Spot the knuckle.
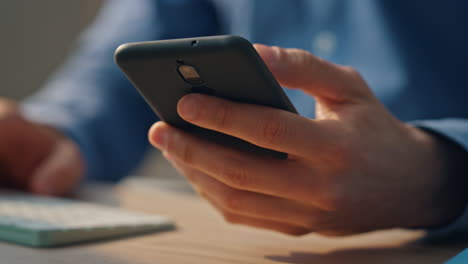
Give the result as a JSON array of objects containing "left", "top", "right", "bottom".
[
  {"left": 258, "top": 115, "right": 288, "bottom": 146},
  {"left": 339, "top": 66, "right": 374, "bottom": 101},
  {"left": 218, "top": 162, "right": 251, "bottom": 189},
  {"left": 301, "top": 50, "right": 322, "bottom": 69},
  {"left": 212, "top": 102, "right": 232, "bottom": 130},
  {"left": 283, "top": 47, "right": 319, "bottom": 70},
  {"left": 169, "top": 133, "right": 194, "bottom": 165},
  {"left": 219, "top": 190, "right": 243, "bottom": 212},
  {"left": 341, "top": 66, "right": 366, "bottom": 84},
  {"left": 273, "top": 46, "right": 287, "bottom": 62},
  {"left": 222, "top": 211, "right": 240, "bottom": 224},
  {"left": 180, "top": 144, "right": 194, "bottom": 164}
]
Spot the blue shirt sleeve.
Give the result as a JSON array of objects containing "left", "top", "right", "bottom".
[{"left": 20, "top": 0, "right": 221, "bottom": 181}]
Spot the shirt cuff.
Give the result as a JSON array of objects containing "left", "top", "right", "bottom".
[{"left": 410, "top": 118, "right": 468, "bottom": 239}]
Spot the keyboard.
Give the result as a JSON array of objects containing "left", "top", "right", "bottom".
[{"left": 0, "top": 190, "right": 174, "bottom": 247}]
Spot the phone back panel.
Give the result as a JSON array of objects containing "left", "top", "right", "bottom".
[{"left": 115, "top": 35, "right": 297, "bottom": 158}]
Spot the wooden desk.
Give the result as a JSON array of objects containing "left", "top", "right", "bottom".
[{"left": 0, "top": 179, "right": 466, "bottom": 264}]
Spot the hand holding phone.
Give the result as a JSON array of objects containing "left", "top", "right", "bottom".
[
  {"left": 145, "top": 43, "right": 458, "bottom": 237},
  {"left": 115, "top": 35, "right": 297, "bottom": 158}
]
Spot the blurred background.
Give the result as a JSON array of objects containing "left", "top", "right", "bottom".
[
  {"left": 0, "top": 1, "right": 182, "bottom": 184},
  {"left": 0, "top": 1, "right": 101, "bottom": 99}
]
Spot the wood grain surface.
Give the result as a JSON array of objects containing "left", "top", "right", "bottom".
[{"left": 0, "top": 179, "right": 466, "bottom": 264}]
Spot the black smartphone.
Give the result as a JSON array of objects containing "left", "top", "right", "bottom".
[{"left": 114, "top": 35, "right": 297, "bottom": 158}]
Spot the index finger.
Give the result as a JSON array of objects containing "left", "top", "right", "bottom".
[{"left": 177, "top": 93, "right": 335, "bottom": 157}]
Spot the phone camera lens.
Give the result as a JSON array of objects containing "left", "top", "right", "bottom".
[
  {"left": 191, "top": 40, "right": 198, "bottom": 47},
  {"left": 177, "top": 64, "right": 203, "bottom": 84}
]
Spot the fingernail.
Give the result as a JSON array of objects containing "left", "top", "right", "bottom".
[
  {"left": 178, "top": 95, "right": 199, "bottom": 121},
  {"left": 151, "top": 123, "right": 168, "bottom": 150}
]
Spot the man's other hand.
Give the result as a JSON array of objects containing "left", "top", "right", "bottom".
[
  {"left": 0, "top": 99, "right": 84, "bottom": 196},
  {"left": 149, "top": 45, "right": 467, "bottom": 236}
]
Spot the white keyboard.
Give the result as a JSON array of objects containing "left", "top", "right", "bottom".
[{"left": 0, "top": 190, "right": 174, "bottom": 247}]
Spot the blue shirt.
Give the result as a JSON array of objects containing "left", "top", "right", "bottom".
[{"left": 21, "top": 0, "right": 468, "bottom": 236}]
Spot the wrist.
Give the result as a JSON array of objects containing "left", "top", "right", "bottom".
[{"left": 407, "top": 125, "right": 468, "bottom": 229}]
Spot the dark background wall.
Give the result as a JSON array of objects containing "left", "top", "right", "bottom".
[{"left": 0, "top": 1, "right": 102, "bottom": 99}]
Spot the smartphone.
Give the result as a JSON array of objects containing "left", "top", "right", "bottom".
[{"left": 114, "top": 35, "right": 297, "bottom": 158}]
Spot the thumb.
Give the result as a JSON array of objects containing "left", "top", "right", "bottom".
[
  {"left": 30, "top": 139, "right": 85, "bottom": 196},
  {"left": 254, "top": 44, "right": 373, "bottom": 104}
]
